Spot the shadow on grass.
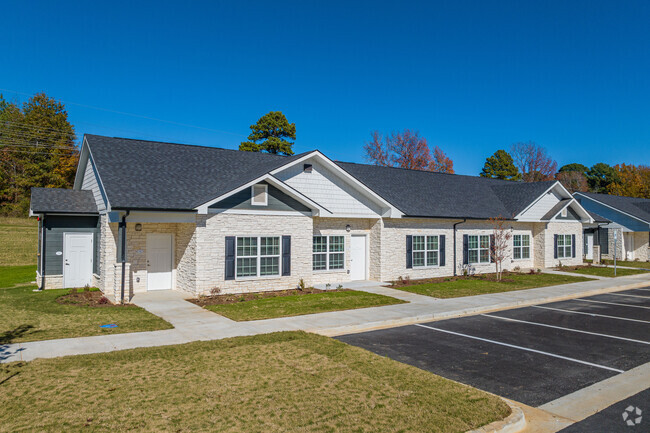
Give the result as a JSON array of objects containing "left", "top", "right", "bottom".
[{"left": 0, "top": 324, "right": 33, "bottom": 362}]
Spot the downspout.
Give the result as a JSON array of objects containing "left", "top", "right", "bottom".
[
  {"left": 120, "top": 210, "right": 130, "bottom": 303},
  {"left": 453, "top": 219, "right": 466, "bottom": 276},
  {"left": 39, "top": 214, "right": 46, "bottom": 291}
]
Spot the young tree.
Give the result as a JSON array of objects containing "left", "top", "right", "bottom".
[
  {"left": 558, "top": 163, "right": 589, "bottom": 175},
  {"left": 239, "top": 111, "right": 296, "bottom": 155},
  {"left": 480, "top": 149, "right": 521, "bottom": 180},
  {"left": 586, "top": 162, "right": 620, "bottom": 193},
  {"left": 510, "top": 141, "right": 558, "bottom": 182},
  {"left": 489, "top": 216, "right": 512, "bottom": 281},
  {"left": 364, "top": 130, "right": 455, "bottom": 172},
  {"left": 556, "top": 171, "right": 588, "bottom": 193},
  {"left": 429, "top": 146, "right": 454, "bottom": 174},
  {"left": 608, "top": 164, "right": 650, "bottom": 198}
]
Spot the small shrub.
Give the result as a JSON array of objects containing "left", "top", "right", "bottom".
[
  {"left": 69, "top": 288, "right": 77, "bottom": 294},
  {"left": 98, "top": 296, "right": 110, "bottom": 305},
  {"left": 536, "top": 268, "right": 541, "bottom": 274},
  {"left": 298, "top": 278, "right": 306, "bottom": 291},
  {"left": 210, "top": 287, "right": 221, "bottom": 296},
  {"left": 513, "top": 266, "right": 521, "bottom": 273},
  {"left": 325, "top": 283, "right": 331, "bottom": 290},
  {"left": 403, "top": 276, "right": 410, "bottom": 285},
  {"left": 528, "top": 268, "right": 536, "bottom": 275},
  {"left": 336, "top": 284, "right": 343, "bottom": 290},
  {"left": 83, "top": 285, "right": 91, "bottom": 292}
]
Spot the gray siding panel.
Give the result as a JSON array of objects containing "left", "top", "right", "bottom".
[
  {"left": 209, "top": 182, "right": 311, "bottom": 212},
  {"left": 556, "top": 207, "right": 581, "bottom": 221},
  {"left": 44, "top": 216, "right": 100, "bottom": 275},
  {"left": 81, "top": 157, "right": 107, "bottom": 212}
]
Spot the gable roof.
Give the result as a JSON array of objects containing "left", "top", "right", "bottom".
[
  {"left": 30, "top": 187, "right": 98, "bottom": 214},
  {"left": 84, "top": 134, "right": 307, "bottom": 210},
  {"left": 336, "top": 162, "right": 556, "bottom": 219},
  {"left": 575, "top": 192, "right": 650, "bottom": 224}
]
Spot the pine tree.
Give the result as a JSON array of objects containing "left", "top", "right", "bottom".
[{"left": 480, "top": 150, "right": 521, "bottom": 180}]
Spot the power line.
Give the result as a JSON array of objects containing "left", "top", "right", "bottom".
[
  {"left": 1, "top": 119, "right": 77, "bottom": 136},
  {"left": 0, "top": 87, "right": 246, "bottom": 137},
  {"left": 0, "top": 142, "right": 79, "bottom": 151}
]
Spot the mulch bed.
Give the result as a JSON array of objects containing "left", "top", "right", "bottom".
[
  {"left": 190, "top": 287, "right": 351, "bottom": 307},
  {"left": 56, "top": 289, "right": 116, "bottom": 307},
  {"left": 390, "top": 271, "right": 537, "bottom": 288}
]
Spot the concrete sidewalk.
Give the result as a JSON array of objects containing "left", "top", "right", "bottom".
[{"left": 2, "top": 274, "right": 649, "bottom": 363}]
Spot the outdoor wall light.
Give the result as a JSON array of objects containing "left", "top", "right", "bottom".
[
  {"left": 135, "top": 223, "right": 142, "bottom": 231},
  {"left": 346, "top": 224, "right": 351, "bottom": 232}
]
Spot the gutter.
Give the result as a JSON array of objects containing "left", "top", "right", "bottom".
[
  {"left": 453, "top": 219, "right": 466, "bottom": 276},
  {"left": 119, "top": 210, "right": 130, "bottom": 303},
  {"left": 38, "top": 214, "right": 46, "bottom": 291}
]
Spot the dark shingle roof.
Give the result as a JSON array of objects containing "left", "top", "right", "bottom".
[
  {"left": 86, "top": 135, "right": 306, "bottom": 210},
  {"left": 587, "top": 210, "right": 610, "bottom": 223},
  {"left": 541, "top": 199, "right": 572, "bottom": 221},
  {"left": 576, "top": 192, "right": 650, "bottom": 224},
  {"left": 30, "top": 187, "right": 98, "bottom": 214},
  {"left": 336, "top": 162, "right": 556, "bottom": 219}
]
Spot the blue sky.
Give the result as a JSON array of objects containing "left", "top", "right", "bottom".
[{"left": 2, "top": 0, "right": 649, "bottom": 175}]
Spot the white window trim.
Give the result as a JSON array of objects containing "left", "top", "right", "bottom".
[
  {"left": 412, "top": 235, "right": 441, "bottom": 268},
  {"left": 251, "top": 184, "right": 268, "bottom": 206},
  {"left": 468, "top": 234, "right": 491, "bottom": 264},
  {"left": 312, "top": 235, "right": 346, "bottom": 272},
  {"left": 557, "top": 234, "right": 573, "bottom": 259},
  {"left": 235, "top": 236, "right": 281, "bottom": 279},
  {"left": 512, "top": 234, "right": 531, "bottom": 261}
]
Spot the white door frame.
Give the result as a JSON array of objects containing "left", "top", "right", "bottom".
[
  {"left": 624, "top": 232, "right": 635, "bottom": 260},
  {"left": 63, "top": 232, "right": 94, "bottom": 288},
  {"left": 350, "top": 234, "right": 368, "bottom": 280},
  {"left": 146, "top": 233, "right": 175, "bottom": 291}
]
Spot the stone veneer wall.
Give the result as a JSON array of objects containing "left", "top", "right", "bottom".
[
  {"left": 544, "top": 221, "right": 583, "bottom": 267},
  {"left": 601, "top": 227, "right": 623, "bottom": 261},
  {"left": 632, "top": 232, "right": 649, "bottom": 262}
]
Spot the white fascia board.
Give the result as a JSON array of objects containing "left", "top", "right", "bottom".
[
  {"left": 269, "top": 151, "right": 404, "bottom": 217},
  {"left": 209, "top": 208, "right": 312, "bottom": 217},
  {"left": 513, "top": 181, "right": 562, "bottom": 220},
  {"left": 574, "top": 193, "right": 650, "bottom": 225},
  {"left": 72, "top": 137, "right": 90, "bottom": 190},
  {"left": 549, "top": 199, "right": 593, "bottom": 223},
  {"left": 194, "top": 173, "right": 327, "bottom": 215}
]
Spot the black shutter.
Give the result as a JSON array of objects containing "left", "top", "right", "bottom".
[
  {"left": 572, "top": 234, "right": 576, "bottom": 258},
  {"left": 463, "top": 234, "right": 469, "bottom": 265},
  {"left": 225, "top": 236, "right": 235, "bottom": 280},
  {"left": 282, "top": 235, "right": 291, "bottom": 276},
  {"left": 489, "top": 234, "right": 495, "bottom": 263},
  {"left": 554, "top": 234, "right": 558, "bottom": 259},
  {"left": 439, "top": 235, "right": 446, "bottom": 266},
  {"left": 406, "top": 235, "right": 413, "bottom": 269},
  {"left": 599, "top": 228, "right": 609, "bottom": 254}
]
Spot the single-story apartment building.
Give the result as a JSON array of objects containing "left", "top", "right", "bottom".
[
  {"left": 574, "top": 192, "right": 650, "bottom": 262},
  {"left": 30, "top": 135, "right": 594, "bottom": 302}
]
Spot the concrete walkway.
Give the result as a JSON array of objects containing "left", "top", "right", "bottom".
[
  {"left": 541, "top": 268, "right": 610, "bottom": 280},
  {"left": 2, "top": 274, "right": 649, "bottom": 363}
]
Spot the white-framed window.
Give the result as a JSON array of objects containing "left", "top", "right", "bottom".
[
  {"left": 313, "top": 235, "right": 345, "bottom": 271},
  {"left": 513, "top": 234, "right": 530, "bottom": 260},
  {"left": 236, "top": 236, "right": 280, "bottom": 278},
  {"left": 468, "top": 235, "right": 490, "bottom": 264},
  {"left": 412, "top": 235, "right": 440, "bottom": 267},
  {"left": 251, "top": 184, "right": 268, "bottom": 206},
  {"left": 557, "top": 234, "right": 572, "bottom": 258}
]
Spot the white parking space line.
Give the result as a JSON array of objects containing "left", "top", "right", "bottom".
[
  {"left": 532, "top": 305, "right": 650, "bottom": 324},
  {"left": 481, "top": 313, "right": 650, "bottom": 345},
  {"left": 608, "top": 293, "right": 650, "bottom": 300},
  {"left": 414, "top": 323, "right": 624, "bottom": 373},
  {"left": 575, "top": 298, "right": 650, "bottom": 310}
]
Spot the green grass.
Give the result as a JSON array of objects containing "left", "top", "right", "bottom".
[
  {"left": 0, "top": 264, "right": 37, "bottom": 288},
  {"left": 0, "top": 331, "right": 510, "bottom": 433},
  {"left": 205, "top": 290, "right": 405, "bottom": 321},
  {"left": 595, "top": 259, "right": 650, "bottom": 269},
  {"left": 394, "top": 273, "right": 591, "bottom": 299},
  {"left": 0, "top": 285, "right": 172, "bottom": 343},
  {"left": 562, "top": 266, "right": 649, "bottom": 278},
  {"left": 0, "top": 217, "right": 37, "bottom": 266}
]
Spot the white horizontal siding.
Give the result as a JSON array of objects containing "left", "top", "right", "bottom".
[
  {"left": 275, "top": 158, "right": 382, "bottom": 217},
  {"left": 81, "top": 157, "right": 106, "bottom": 212},
  {"left": 518, "top": 189, "right": 561, "bottom": 220}
]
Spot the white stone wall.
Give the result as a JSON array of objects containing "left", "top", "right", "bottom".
[
  {"left": 99, "top": 214, "right": 117, "bottom": 294},
  {"left": 632, "top": 231, "right": 649, "bottom": 262},
  {"left": 544, "top": 221, "right": 583, "bottom": 267},
  {"left": 602, "top": 228, "right": 623, "bottom": 260}
]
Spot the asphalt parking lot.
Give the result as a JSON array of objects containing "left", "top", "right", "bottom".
[{"left": 336, "top": 287, "right": 650, "bottom": 407}]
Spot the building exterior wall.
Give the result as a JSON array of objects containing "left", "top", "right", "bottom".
[
  {"left": 544, "top": 221, "right": 583, "bottom": 267},
  {"left": 632, "top": 231, "right": 649, "bottom": 262},
  {"left": 602, "top": 227, "right": 623, "bottom": 260}
]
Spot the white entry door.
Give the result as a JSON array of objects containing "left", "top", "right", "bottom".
[
  {"left": 147, "top": 233, "right": 173, "bottom": 290},
  {"left": 63, "top": 233, "right": 94, "bottom": 288},
  {"left": 624, "top": 233, "right": 635, "bottom": 261},
  {"left": 350, "top": 235, "right": 367, "bottom": 280},
  {"left": 585, "top": 233, "right": 594, "bottom": 260}
]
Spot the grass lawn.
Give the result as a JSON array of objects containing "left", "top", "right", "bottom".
[
  {"left": 0, "top": 264, "right": 36, "bottom": 288},
  {"left": 393, "top": 272, "right": 591, "bottom": 299},
  {"left": 560, "top": 266, "right": 649, "bottom": 278},
  {"left": 0, "top": 217, "right": 37, "bottom": 266},
  {"left": 0, "top": 284, "right": 172, "bottom": 343},
  {"left": 0, "top": 332, "right": 510, "bottom": 433},
  {"left": 205, "top": 290, "right": 405, "bottom": 321},
  {"left": 591, "top": 259, "right": 650, "bottom": 269}
]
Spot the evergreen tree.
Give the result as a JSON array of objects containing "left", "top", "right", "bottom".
[
  {"left": 480, "top": 149, "right": 521, "bottom": 180},
  {"left": 239, "top": 111, "right": 296, "bottom": 155}
]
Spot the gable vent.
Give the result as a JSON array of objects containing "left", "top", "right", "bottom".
[
  {"left": 251, "top": 184, "right": 268, "bottom": 206},
  {"left": 303, "top": 163, "right": 313, "bottom": 173}
]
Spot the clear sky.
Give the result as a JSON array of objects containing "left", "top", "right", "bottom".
[{"left": 2, "top": 0, "right": 649, "bottom": 175}]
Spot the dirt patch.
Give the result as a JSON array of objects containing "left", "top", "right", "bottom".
[
  {"left": 190, "top": 287, "right": 352, "bottom": 307},
  {"left": 390, "top": 271, "right": 541, "bottom": 288},
  {"left": 56, "top": 289, "right": 116, "bottom": 307}
]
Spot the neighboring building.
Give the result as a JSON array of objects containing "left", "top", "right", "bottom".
[
  {"left": 30, "top": 135, "right": 594, "bottom": 302},
  {"left": 574, "top": 192, "right": 650, "bottom": 262}
]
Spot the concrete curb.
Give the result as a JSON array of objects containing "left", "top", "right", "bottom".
[
  {"left": 467, "top": 400, "right": 526, "bottom": 433},
  {"left": 315, "top": 279, "right": 650, "bottom": 337}
]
